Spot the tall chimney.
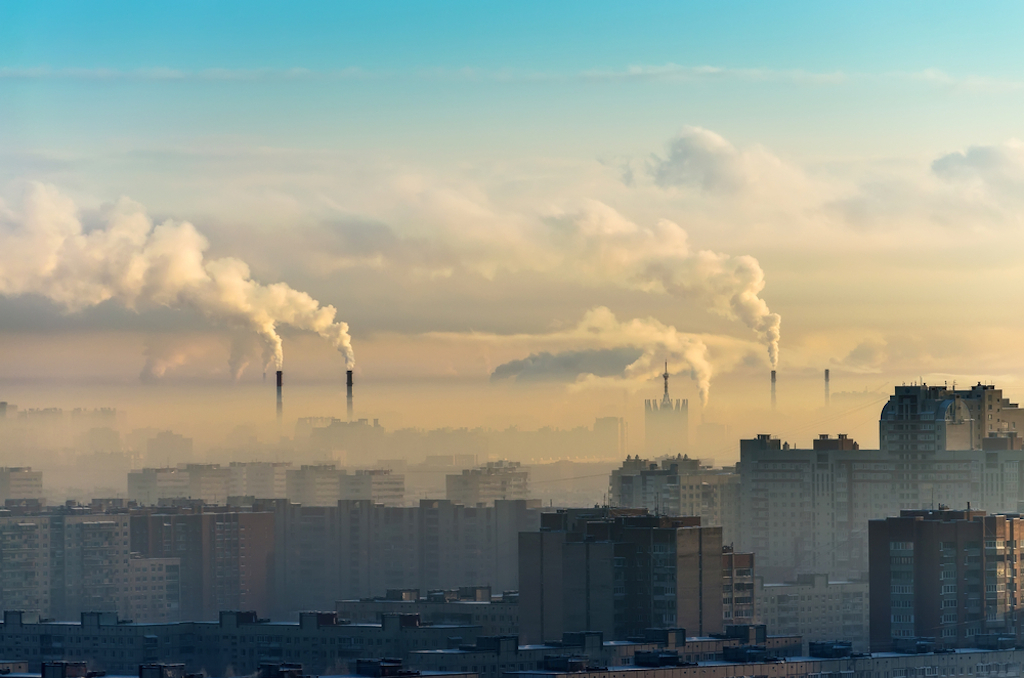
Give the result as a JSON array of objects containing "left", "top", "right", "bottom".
[
  {"left": 276, "top": 370, "right": 283, "bottom": 419},
  {"left": 346, "top": 370, "right": 354, "bottom": 421},
  {"left": 824, "top": 368, "right": 830, "bottom": 407},
  {"left": 770, "top": 370, "right": 777, "bottom": 411}
]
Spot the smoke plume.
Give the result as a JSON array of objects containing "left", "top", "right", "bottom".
[
  {"left": 546, "top": 202, "right": 781, "bottom": 369},
  {"left": 0, "top": 183, "right": 355, "bottom": 373}
]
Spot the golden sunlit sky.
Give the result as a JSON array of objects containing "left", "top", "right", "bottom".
[{"left": 4, "top": 2, "right": 1024, "bottom": 454}]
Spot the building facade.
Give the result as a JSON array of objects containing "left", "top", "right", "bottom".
[
  {"left": 754, "top": 573, "right": 869, "bottom": 651},
  {"left": 518, "top": 508, "right": 728, "bottom": 643},
  {"left": 446, "top": 461, "right": 529, "bottom": 507},
  {"left": 264, "top": 498, "right": 540, "bottom": 617},
  {"left": 609, "top": 457, "right": 739, "bottom": 544},
  {"left": 0, "top": 467, "right": 44, "bottom": 503},
  {"left": 738, "top": 429, "right": 1024, "bottom": 581},
  {"left": 869, "top": 509, "right": 1024, "bottom": 651}
]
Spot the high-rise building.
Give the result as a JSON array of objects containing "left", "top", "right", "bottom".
[
  {"left": 127, "top": 468, "right": 190, "bottom": 506},
  {"left": 341, "top": 469, "right": 406, "bottom": 505},
  {"left": 126, "top": 554, "right": 181, "bottom": 622},
  {"left": 0, "top": 467, "right": 44, "bottom": 503},
  {"left": 609, "top": 456, "right": 740, "bottom": 543},
  {"left": 446, "top": 461, "right": 529, "bottom": 506},
  {"left": 228, "top": 461, "right": 291, "bottom": 499},
  {"left": 644, "top": 363, "right": 688, "bottom": 456},
  {"left": 722, "top": 546, "right": 755, "bottom": 624},
  {"left": 869, "top": 508, "right": 1024, "bottom": 651},
  {"left": 262, "top": 498, "right": 540, "bottom": 617},
  {"left": 738, "top": 426, "right": 1024, "bottom": 581},
  {"left": 879, "top": 383, "right": 1024, "bottom": 454},
  {"left": 518, "top": 508, "right": 727, "bottom": 643},
  {"left": 130, "top": 508, "right": 275, "bottom": 620},
  {"left": 754, "top": 574, "right": 869, "bottom": 651},
  {"left": 285, "top": 464, "right": 344, "bottom": 506}
]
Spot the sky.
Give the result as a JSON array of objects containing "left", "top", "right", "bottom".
[{"left": 3, "top": 2, "right": 1024, "bottom": 454}]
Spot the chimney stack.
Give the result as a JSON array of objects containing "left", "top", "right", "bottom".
[
  {"left": 770, "top": 370, "right": 777, "bottom": 411},
  {"left": 276, "top": 370, "right": 283, "bottom": 419},
  {"left": 346, "top": 370, "right": 354, "bottom": 421},
  {"left": 824, "top": 368, "right": 830, "bottom": 407}
]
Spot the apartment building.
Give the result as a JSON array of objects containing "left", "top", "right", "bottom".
[
  {"left": 754, "top": 573, "right": 869, "bottom": 651},
  {"left": 341, "top": 469, "right": 405, "bottom": 505},
  {"left": 518, "top": 508, "right": 731, "bottom": 643},
  {"left": 127, "top": 468, "right": 190, "bottom": 506},
  {"left": 337, "top": 587, "right": 519, "bottom": 636},
  {"left": 229, "top": 461, "right": 291, "bottom": 499},
  {"left": 126, "top": 555, "right": 181, "bottom": 622},
  {"left": 609, "top": 456, "right": 740, "bottom": 544},
  {"left": 0, "top": 609, "right": 482, "bottom": 676},
  {"left": 738, "top": 429, "right": 1024, "bottom": 581},
  {"left": 722, "top": 546, "right": 755, "bottom": 624},
  {"left": 263, "top": 498, "right": 540, "bottom": 617},
  {"left": 0, "top": 467, "right": 44, "bottom": 503},
  {"left": 869, "top": 508, "right": 1024, "bottom": 651},
  {"left": 446, "top": 461, "right": 529, "bottom": 506},
  {"left": 130, "top": 508, "right": 275, "bottom": 620}
]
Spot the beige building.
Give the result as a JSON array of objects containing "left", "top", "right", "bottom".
[
  {"left": 0, "top": 466, "right": 43, "bottom": 503},
  {"left": 127, "top": 467, "right": 190, "bottom": 505},
  {"left": 228, "top": 461, "right": 291, "bottom": 498},
  {"left": 447, "top": 460, "right": 529, "bottom": 506},
  {"left": 754, "top": 573, "right": 869, "bottom": 651},
  {"left": 125, "top": 555, "right": 181, "bottom": 622},
  {"left": 609, "top": 456, "right": 739, "bottom": 544},
  {"left": 341, "top": 468, "right": 405, "bottom": 505}
]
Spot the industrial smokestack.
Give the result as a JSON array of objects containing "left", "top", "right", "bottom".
[
  {"left": 771, "top": 370, "right": 777, "bottom": 411},
  {"left": 824, "top": 369, "right": 830, "bottom": 407},
  {"left": 276, "top": 370, "right": 283, "bottom": 419},
  {"left": 346, "top": 370, "right": 354, "bottom": 421}
]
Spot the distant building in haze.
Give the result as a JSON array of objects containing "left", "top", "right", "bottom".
[
  {"left": 0, "top": 466, "right": 43, "bottom": 503},
  {"left": 645, "top": 363, "right": 688, "bottom": 456},
  {"left": 446, "top": 460, "right": 529, "bottom": 506},
  {"left": 608, "top": 456, "right": 739, "bottom": 544}
]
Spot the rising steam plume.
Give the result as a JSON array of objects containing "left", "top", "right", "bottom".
[{"left": 0, "top": 184, "right": 355, "bottom": 375}]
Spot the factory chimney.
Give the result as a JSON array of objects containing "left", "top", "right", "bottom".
[
  {"left": 770, "top": 370, "right": 777, "bottom": 411},
  {"left": 276, "top": 370, "right": 283, "bottom": 419},
  {"left": 346, "top": 370, "right": 354, "bottom": 421},
  {"left": 824, "top": 369, "right": 830, "bottom": 407}
]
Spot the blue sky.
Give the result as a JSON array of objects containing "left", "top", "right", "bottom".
[{"left": 5, "top": 2, "right": 1024, "bottom": 160}]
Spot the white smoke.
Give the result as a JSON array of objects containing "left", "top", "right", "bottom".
[
  {"left": 431, "top": 306, "right": 747, "bottom": 406},
  {"left": 0, "top": 183, "right": 355, "bottom": 373},
  {"left": 546, "top": 202, "right": 781, "bottom": 369}
]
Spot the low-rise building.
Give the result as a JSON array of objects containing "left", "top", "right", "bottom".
[
  {"left": 0, "top": 610, "right": 482, "bottom": 676},
  {"left": 409, "top": 626, "right": 800, "bottom": 678},
  {"left": 337, "top": 588, "right": 519, "bottom": 636}
]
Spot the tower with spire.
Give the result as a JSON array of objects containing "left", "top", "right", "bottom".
[{"left": 645, "top": 361, "right": 689, "bottom": 456}]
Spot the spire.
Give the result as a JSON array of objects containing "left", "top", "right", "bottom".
[{"left": 662, "top": 361, "right": 671, "bottom": 406}]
